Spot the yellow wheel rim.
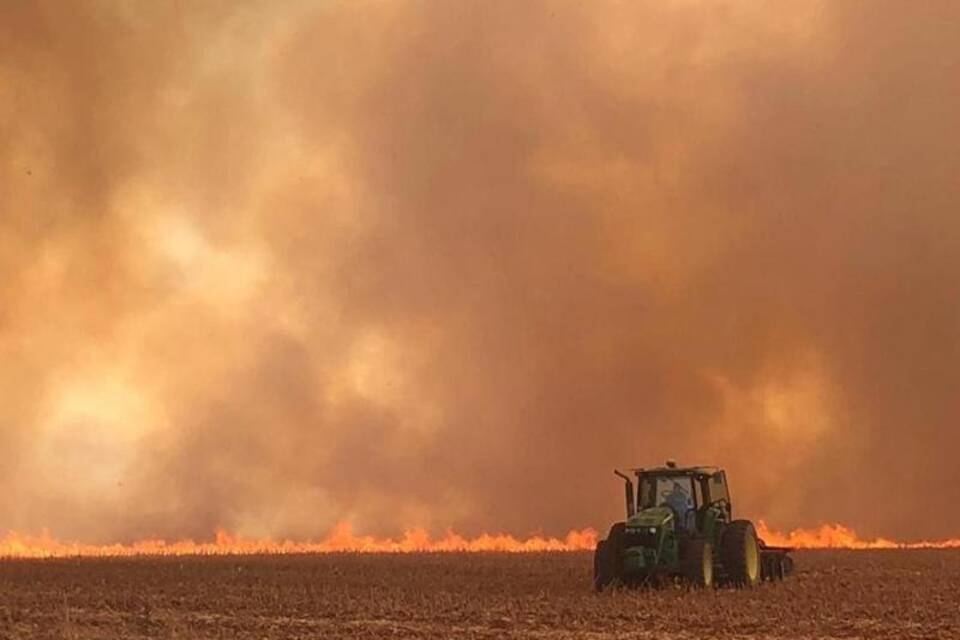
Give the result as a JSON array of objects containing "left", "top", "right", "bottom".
[
  {"left": 703, "top": 543, "right": 714, "bottom": 587},
  {"left": 745, "top": 534, "right": 759, "bottom": 582}
]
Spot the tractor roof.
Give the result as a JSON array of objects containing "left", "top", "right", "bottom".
[{"left": 629, "top": 461, "right": 722, "bottom": 476}]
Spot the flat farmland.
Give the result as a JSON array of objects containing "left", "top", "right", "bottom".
[{"left": 0, "top": 550, "right": 958, "bottom": 639}]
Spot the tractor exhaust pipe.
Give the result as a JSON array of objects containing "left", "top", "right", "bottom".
[{"left": 614, "top": 470, "right": 636, "bottom": 518}]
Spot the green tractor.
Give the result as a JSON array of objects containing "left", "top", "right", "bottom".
[{"left": 594, "top": 460, "right": 793, "bottom": 591}]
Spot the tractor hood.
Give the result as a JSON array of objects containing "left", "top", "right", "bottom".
[{"left": 626, "top": 506, "right": 674, "bottom": 530}]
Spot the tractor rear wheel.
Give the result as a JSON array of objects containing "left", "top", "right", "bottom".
[
  {"left": 720, "top": 520, "right": 761, "bottom": 588},
  {"left": 682, "top": 539, "right": 714, "bottom": 589},
  {"left": 594, "top": 522, "right": 626, "bottom": 592}
]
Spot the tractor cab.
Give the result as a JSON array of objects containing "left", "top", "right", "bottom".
[{"left": 622, "top": 461, "right": 732, "bottom": 539}]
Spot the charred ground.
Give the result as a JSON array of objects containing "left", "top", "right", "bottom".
[{"left": 0, "top": 550, "right": 957, "bottom": 639}]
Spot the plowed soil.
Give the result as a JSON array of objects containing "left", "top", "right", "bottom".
[{"left": 0, "top": 550, "right": 957, "bottom": 639}]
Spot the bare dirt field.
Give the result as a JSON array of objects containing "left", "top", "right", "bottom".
[{"left": 0, "top": 549, "right": 957, "bottom": 639}]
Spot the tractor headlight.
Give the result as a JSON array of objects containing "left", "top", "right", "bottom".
[{"left": 649, "top": 527, "right": 657, "bottom": 535}]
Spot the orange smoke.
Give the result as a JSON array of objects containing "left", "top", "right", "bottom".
[
  {"left": 0, "top": 524, "right": 598, "bottom": 558},
  {"left": 757, "top": 521, "right": 960, "bottom": 550}
]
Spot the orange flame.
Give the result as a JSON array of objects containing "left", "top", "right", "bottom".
[
  {"left": 4, "top": 522, "right": 959, "bottom": 558},
  {"left": 757, "top": 521, "right": 960, "bottom": 549},
  {"left": 0, "top": 523, "right": 598, "bottom": 558}
]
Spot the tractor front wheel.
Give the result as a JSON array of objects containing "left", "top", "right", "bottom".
[
  {"left": 682, "top": 539, "right": 714, "bottom": 589},
  {"left": 594, "top": 523, "right": 626, "bottom": 592}
]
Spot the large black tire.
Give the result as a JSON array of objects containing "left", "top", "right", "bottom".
[
  {"left": 593, "top": 522, "right": 626, "bottom": 592},
  {"left": 720, "top": 520, "right": 761, "bottom": 588},
  {"left": 681, "top": 538, "right": 714, "bottom": 589},
  {"left": 593, "top": 540, "right": 609, "bottom": 591}
]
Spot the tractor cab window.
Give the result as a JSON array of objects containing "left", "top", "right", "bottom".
[
  {"left": 639, "top": 475, "right": 695, "bottom": 514},
  {"left": 708, "top": 472, "right": 730, "bottom": 505},
  {"left": 693, "top": 479, "right": 705, "bottom": 510},
  {"left": 638, "top": 477, "right": 656, "bottom": 509},
  {"left": 657, "top": 476, "right": 694, "bottom": 512}
]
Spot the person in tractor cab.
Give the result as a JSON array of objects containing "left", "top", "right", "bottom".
[{"left": 662, "top": 481, "right": 694, "bottom": 532}]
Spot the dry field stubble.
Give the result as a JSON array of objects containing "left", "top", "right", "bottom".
[{"left": 0, "top": 550, "right": 957, "bottom": 639}]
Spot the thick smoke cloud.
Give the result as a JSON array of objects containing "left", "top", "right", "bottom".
[{"left": 1, "top": 1, "right": 958, "bottom": 542}]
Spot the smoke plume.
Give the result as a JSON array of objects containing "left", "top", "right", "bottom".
[{"left": 1, "top": 1, "right": 958, "bottom": 542}]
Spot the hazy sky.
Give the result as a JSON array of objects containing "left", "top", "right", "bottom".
[{"left": 1, "top": 1, "right": 958, "bottom": 543}]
